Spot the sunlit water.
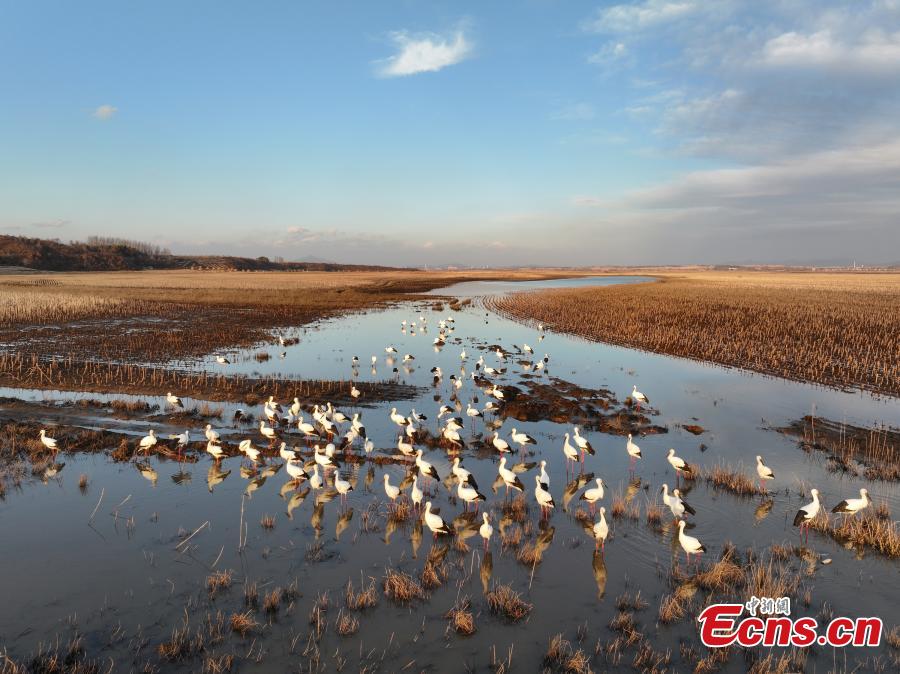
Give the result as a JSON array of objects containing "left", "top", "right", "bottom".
[{"left": 1, "top": 276, "right": 898, "bottom": 671}]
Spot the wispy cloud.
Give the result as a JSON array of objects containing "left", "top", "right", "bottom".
[
  {"left": 588, "top": 41, "right": 628, "bottom": 65},
  {"left": 376, "top": 29, "right": 472, "bottom": 77},
  {"left": 584, "top": 1, "right": 697, "bottom": 33},
  {"left": 761, "top": 29, "right": 900, "bottom": 72},
  {"left": 31, "top": 219, "right": 70, "bottom": 229},
  {"left": 92, "top": 104, "right": 117, "bottom": 120},
  {"left": 552, "top": 102, "right": 595, "bottom": 121}
]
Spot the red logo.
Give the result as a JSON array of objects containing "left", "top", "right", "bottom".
[{"left": 698, "top": 604, "right": 882, "bottom": 648}]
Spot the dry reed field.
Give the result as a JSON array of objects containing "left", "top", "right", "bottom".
[
  {"left": 0, "top": 269, "right": 583, "bottom": 364},
  {"left": 489, "top": 272, "right": 900, "bottom": 397}
]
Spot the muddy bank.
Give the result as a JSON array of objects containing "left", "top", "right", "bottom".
[
  {"left": 492, "top": 376, "right": 667, "bottom": 436},
  {"left": 0, "top": 353, "right": 420, "bottom": 405},
  {"left": 775, "top": 415, "right": 900, "bottom": 481}
]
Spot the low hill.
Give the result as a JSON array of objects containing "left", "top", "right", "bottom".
[{"left": 0, "top": 235, "right": 400, "bottom": 272}]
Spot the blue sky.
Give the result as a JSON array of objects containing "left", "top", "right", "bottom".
[{"left": 2, "top": 1, "right": 899, "bottom": 266}]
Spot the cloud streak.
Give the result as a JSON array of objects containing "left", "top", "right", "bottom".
[
  {"left": 377, "top": 29, "right": 472, "bottom": 77},
  {"left": 92, "top": 104, "right": 117, "bottom": 120}
]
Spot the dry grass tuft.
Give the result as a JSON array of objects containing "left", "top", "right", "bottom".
[
  {"left": 544, "top": 633, "right": 591, "bottom": 673},
  {"left": 345, "top": 577, "right": 378, "bottom": 611},
  {"left": 206, "top": 570, "right": 232, "bottom": 597},
  {"left": 809, "top": 511, "right": 900, "bottom": 558},
  {"left": 243, "top": 581, "right": 258, "bottom": 608},
  {"left": 203, "top": 654, "right": 234, "bottom": 674},
  {"left": 500, "top": 524, "right": 523, "bottom": 549},
  {"left": 658, "top": 593, "right": 687, "bottom": 624},
  {"left": 747, "top": 649, "right": 807, "bottom": 674},
  {"left": 445, "top": 597, "right": 477, "bottom": 636},
  {"left": 611, "top": 494, "right": 639, "bottom": 520},
  {"left": 229, "top": 611, "right": 257, "bottom": 637},
  {"left": 335, "top": 609, "right": 359, "bottom": 637},
  {"left": 693, "top": 546, "right": 744, "bottom": 592},
  {"left": 383, "top": 569, "right": 426, "bottom": 604},
  {"left": 615, "top": 591, "right": 648, "bottom": 612},
  {"left": 263, "top": 588, "right": 282, "bottom": 614},
  {"left": 608, "top": 611, "right": 641, "bottom": 646},
  {"left": 702, "top": 463, "right": 765, "bottom": 497},
  {"left": 632, "top": 639, "right": 671, "bottom": 672},
  {"left": 260, "top": 514, "right": 276, "bottom": 529},
  {"left": 388, "top": 499, "right": 411, "bottom": 522},
  {"left": 486, "top": 584, "right": 532, "bottom": 622}
]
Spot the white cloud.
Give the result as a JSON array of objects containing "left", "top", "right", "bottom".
[
  {"left": 572, "top": 196, "right": 604, "bottom": 206},
  {"left": 588, "top": 41, "right": 629, "bottom": 64},
  {"left": 552, "top": 102, "right": 595, "bottom": 121},
  {"left": 377, "top": 30, "right": 472, "bottom": 77},
  {"left": 92, "top": 104, "right": 117, "bottom": 120},
  {"left": 761, "top": 29, "right": 900, "bottom": 71},
  {"left": 584, "top": 1, "right": 697, "bottom": 33},
  {"left": 31, "top": 219, "right": 70, "bottom": 229}
]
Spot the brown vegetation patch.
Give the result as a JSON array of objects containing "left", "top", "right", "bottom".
[
  {"left": 229, "top": 611, "right": 257, "bottom": 637},
  {"left": 777, "top": 415, "right": 900, "bottom": 481},
  {"left": 206, "top": 570, "right": 232, "bottom": 597},
  {"left": 544, "top": 634, "right": 591, "bottom": 673},
  {"left": 702, "top": 463, "right": 766, "bottom": 497},
  {"left": 345, "top": 577, "right": 379, "bottom": 611},
  {"left": 445, "top": 597, "right": 477, "bottom": 636},
  {"left": 486, "top": 584, "right": 532, "bottom": 622},
  {"left": 488, "top": 272, "right": 900, "bottom": 397},
  {"left": 809, "top": 511, "right": 900, "bottom": 558},
  {"left": 383, "top": 569, "right": 426, "bottom": 604},
  {"left": 0, "top": 352, "right": 419, "bottom": 405}
]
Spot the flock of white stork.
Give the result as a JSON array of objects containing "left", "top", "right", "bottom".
[{"left": 36, "top": 312, "right": 873, "bottom": 562}]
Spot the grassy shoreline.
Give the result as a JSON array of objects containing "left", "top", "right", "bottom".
[{"left": 488, "top": 271, "right": 900, "bottom": 398}]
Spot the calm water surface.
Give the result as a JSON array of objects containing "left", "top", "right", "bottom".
[{"left": 0, "top": 276, "right": 897, "bottom": 671}]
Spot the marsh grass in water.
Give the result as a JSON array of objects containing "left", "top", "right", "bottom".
[
  {"left": 486, "top": 584, "right": 532, "bottom": 622},
  {"left": 488, "top": 272, "right": 900, "bottom": 397}
]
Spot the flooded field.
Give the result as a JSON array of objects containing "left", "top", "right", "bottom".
[{"left": 1, "top": 276, "right": 898, "bottom": 673}]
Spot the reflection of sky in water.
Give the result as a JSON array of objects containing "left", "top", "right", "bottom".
[{"left": 1, "top": 275, "right": 898, "bottom": 668}]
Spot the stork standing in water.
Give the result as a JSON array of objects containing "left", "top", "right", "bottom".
[
  {"left": 625, "top": 434, "right": 642, "bottom": 471},
  {"left": 562, "top": 433, "right": 579, "bottom": 475},
  {"left": 631, "top": 385, "right": 649, "bottom": 410},
  {"left": 259, "top": 420, "right": 277, "bottom": 444},
  {"left": 534, "top": 475, "right": 555, "bottom": 519},
  {"left": 492, "top": 432, "right": 511, "bottom": 454},
  {"left": 139, "top": 429, "right": 158, "bottom": 453},
  {"left": 39, "top": 429, "right": 58, "bottom": 452},
  {"left": 415, "top": 449, "right": 440, "bottom": 483},
  {"left": 580, "top": 478, "right": 605, "bottom": 514},
  {"left": 479, "top": 512, "right": 493, "bottom": 550},
  {"left": 831, "top": 488, "right": 870, "bottom": 516},
  {"left": 410, "top": 475, "right": 423, "bottom": 511},
  {"left": 166, "top": 392, "right": 184, "bottom": 410},
  {"left": 593, "top": 507, "right": 608, "bottom": 551},
  {"left": 677, "top": 519, "right": 706, "bottom": 565},
  {"left": 666, "top": 448, "right": 694, "bottom": 483},
  {"left": 510, "top": 428, "right": 536, "bottom": 453},
  {"left": 756, "top": 455, "right": 775, "bottom": 493},
  {"left": 572, "top": 427, "right": 595, "bottom": 463},
  {"left": 458, "top": 480, "right": 486, "bottom": 512},
  {"left": 334, "top": 470, "right": 353, "bottom": 507},
  {"left": 383, "top": 474, "right": 400, "bottom": 511},
  {"left": 498, "top": 456, "right": 525, "bottom": 498},
  {"left": 423, "top": 502, "right": 453, "bottom": 540},
  {"left": 661, "top": 484, "right": 696, "bottom": 523},
  {"left": 793, "top": 488, "right": 820, "bottom": 544}
]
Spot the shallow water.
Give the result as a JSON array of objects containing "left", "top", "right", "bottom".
[{"left": 1, "top": 276, "right": 898, "bottom": 671}]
